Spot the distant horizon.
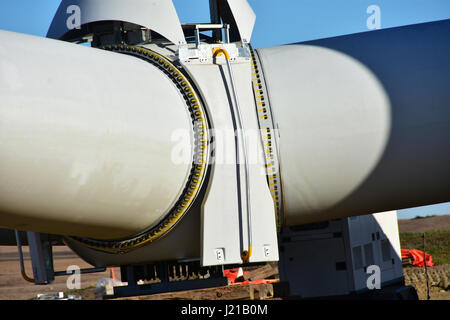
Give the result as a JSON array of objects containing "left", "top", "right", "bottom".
[
  {"left": 398, "top": 213, "right": 450, "bottom": 220},
  {"left": 397, "top": 203, "right": 450, "bottom": 220}
]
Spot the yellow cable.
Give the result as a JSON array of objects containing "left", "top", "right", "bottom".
[
  {"left": 212, "top": 48, "right": 230, "bottom": 60},
  {"left": 241, "top": 246, "right": 253, "bottom": 263}
]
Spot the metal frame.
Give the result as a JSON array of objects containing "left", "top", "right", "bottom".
[
  {"left": 15, "top": 231, "right": 105, "bottom": 285},
  {"left": 106, "top": 262, "right": 228, "bottom": 299},
  {"left": 182, "top": 24, "right": 231, "bottom": 47}
]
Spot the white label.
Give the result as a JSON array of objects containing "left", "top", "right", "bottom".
[
  {"left": 214, "top": 248, "right": 225, "bottom": 262},
  {"left": 263, "top": 245, "right": 271, "bottom": 258}
]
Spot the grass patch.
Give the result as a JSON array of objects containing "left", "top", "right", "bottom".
[{"left": 400, "top": 230, "right": 450, "bottom": 265}]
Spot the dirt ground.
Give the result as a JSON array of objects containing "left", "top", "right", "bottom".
[
  {"left": 1, "top": 244, "right": 448, "bottom": 300},
  {"left": 0, "top": 245, "right": 116, "bottom": 300},
  {"left": 1, "top": 215, "right": 449, "bottom": 300},
  {"left": 403, "top": 264, "right": 450, "bottom": 300}
]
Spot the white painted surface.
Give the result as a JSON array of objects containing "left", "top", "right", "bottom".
[
  {"left": 227, "top": 0, "right": 256, "bottom": 42},
  {"left": 183, "top": 58, "right": 277, "bottom": 266},
  {"left": 47, "top": 0, "right": 186, "bottom": 45},
  {"left": 258, "top": 45, "right": 391, "bottom": 225},
  {"left": 0, "top": 30, "right": 193, "bottom": 239}
]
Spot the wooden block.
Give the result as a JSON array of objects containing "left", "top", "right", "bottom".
[{"left": 243, "top": 264, "right": 279, "bottom": 281}]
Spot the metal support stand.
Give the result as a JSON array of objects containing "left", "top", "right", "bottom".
[
  {"left": 26, "top": 232, "right": 55, "bottom": 284},
  {"left": 182, "top": 24, "right": 230, "bottom": 47},
  {"left": 15, "top": 231, "right": 106, "bottom": 285},
  {"left": 106, "top": 261, "right": 229, "bottom": 299}
]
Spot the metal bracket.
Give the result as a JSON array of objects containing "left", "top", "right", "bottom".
[
  {"left": 15, "top": 231, "right": 106, "bottom": 285},
  {"left": 106, "top": 262, "right": 228, "bottom": 299},
  {"left": 178, "top": 42, "right": 250, "bottom": 65}
]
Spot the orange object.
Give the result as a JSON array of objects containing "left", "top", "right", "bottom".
[
  {"left": 224, "top": 268, "right": 278, "bottom": 286},
  {"left": 224, "top": 268, "right": 248, "bottom": 283},
  {"left": 109, "top": 268, "right": 117, "bottom": 281},
  {"left": 401, "top": 249, "right": 434, "bottom": 267}
]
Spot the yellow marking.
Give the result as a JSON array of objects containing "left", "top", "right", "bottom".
[{"left": 212, "top": 47, "right": 230, "bottom": 60}]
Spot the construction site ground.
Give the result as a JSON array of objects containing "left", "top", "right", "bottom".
[{"left": 0, "top": 215, "right": 449, "bottom": 300}]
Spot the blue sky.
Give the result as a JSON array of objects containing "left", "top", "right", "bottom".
[
  {"left": 0, "top": 0, "right": 449, "bottom": 219},
  {"left": 1, "top": 0, "right": 450, "bottom": 48}
]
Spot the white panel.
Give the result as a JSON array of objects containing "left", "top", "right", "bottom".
[
  {"left": 183, "top": 59, "right": 277, "bottom": 266},
  {"left": 227, "top": 0, "right": 256, "bottom": 42},
  {"left": 47, "top": 0, "right": 186, "bottom": 45},
  {"left": 373, "top": 211, "right": 404, "bottom": 279},
  {"left": 186, "top": 63, "right": 242, "bottom": 266},
  {"left": 347, "top": 211, "right": 403, "bottom": 291},
  {"left": 228, "top": 61, "right": 279, "bottom": 263}
]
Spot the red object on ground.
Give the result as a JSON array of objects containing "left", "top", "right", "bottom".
[
  {"left": 224, "top": 268, "right": 248, "bottom": 283},
  {"left": 223, "top": 268, "right": 278, "bottom": 285},
  {"left": 401, "top": 249, "right": 435, "bottom": 267},
  {"left": 109, "top": 268, "right": 117, "bottom": 281}
]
